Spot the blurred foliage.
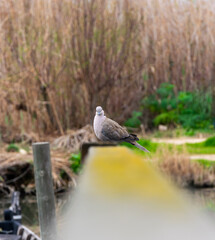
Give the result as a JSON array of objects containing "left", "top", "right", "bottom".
[
  {"left": 142, "top": 83, "right": 213, "bottom": 130},
  {"left": 124, "top": 111, "right": 142, "bottom": 128},
  {"left": 204, "top": 136, "right": 215, "bottom": 147},
  {"left": 186, "top": 137, "right": 215, "bottom": 154},
  {"left": 186, "top": 145, "right": 215, "bottom": 155},
  {"left": 6, "top": 143, "right": 19, "bottom": 152},
  {"left": 69, "top": 152, "right": 82, "bottom": 174},
  {"left": 185, "top": 129, "right": 196, "bottom": 136},
  {"left": 195, "top": 159, "right": 215, "bottom": 169}
]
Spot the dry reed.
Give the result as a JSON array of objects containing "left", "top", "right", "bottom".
[
  {"left": 52, "top": 124, "right": 97, "bottom": 152},
  {"left": 0, "top": 150, "right": 75, "bottom": 194},
  {"left": 154, "top": 146, "right": 215, "bottom": 188}
]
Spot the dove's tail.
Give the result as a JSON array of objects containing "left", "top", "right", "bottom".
[
  {"left": 133, "top": 142, "right": 150, "bottom": 153},
  {"left": 123, "top": 134, "right": 150, "bottom": 152}
]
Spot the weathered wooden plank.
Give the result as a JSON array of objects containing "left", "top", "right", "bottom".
[{"left": 61, "top": 146, "right": 215, "bottom": 240}]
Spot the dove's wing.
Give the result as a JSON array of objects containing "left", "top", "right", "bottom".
[{"left": 101, "top": 118, "right": 129, "bottom": 141}]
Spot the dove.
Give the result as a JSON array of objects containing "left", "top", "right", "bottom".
[{"left": 93, "top": 106, "right": 150, "bottom": 152}]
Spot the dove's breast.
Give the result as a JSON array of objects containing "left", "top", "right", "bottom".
[{"left": 93, "top": 115, "right": 106, "bottom": 140}]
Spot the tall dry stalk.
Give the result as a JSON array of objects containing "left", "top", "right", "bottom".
[{"left": 139, "top": 0, "right": 215, "bottom": 92}]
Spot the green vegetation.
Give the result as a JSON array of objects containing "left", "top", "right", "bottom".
[
  {"left": 186, "top": 136, "right": 215, "bottom": 154},
  {"left": 123, "top": 136, "right": 215, "bottom": 156},
  {"left": 186, "top": 145, "right": 215, "bottom": 155},
  {"left": 120, "top": 139, "right": 158, "bottom": 153},
  {"left": 204, "top": 136, "right": 215, "bottom": 147},
  {"left": 6, "top": 143, "right": 19, "bottom": 152},
  {"left": 195, "top": 159, "right": 215, "bottom": 169},
  {"left": 152, "top": 127, "right": 214, "bottom": 139},
  {"left": 124, "top": 111, "right": 142, "bottom": 128},
  {"left": 142, "top": 83, "right": 213, "bottom": 131},
  {"left": 69, "top": 153, "right": 82, "bottom": 174}
]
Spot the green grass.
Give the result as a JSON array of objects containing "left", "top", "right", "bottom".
[
  {"left": 186, "top": 145, "right": 215, "bottom": 154},
  {"left": 194, "top": 159, "right": 215, "bottom": 168},
  {"left": 121, "top": 136, "right": 215, "bottom": 155},
  {"left": 149, "top": 135, "right": 215, "bottom": 155},
  {"left": 204, "top": 136, "right": 215, "bottom": 146},
  {"left": 151, "top": 128, "right": 214, "bottom": 139},
  {"left": 120, "top": 139, "right": 158, "bottom": 154},
  {"left": 185, "top": 136, "right": 215, "bottom": 154},
  {"left": 128, "top": 136, "right": 215, "bottom": 155},
  {"left": 133, "top": 136, "right": 215, "bottom": 155}
]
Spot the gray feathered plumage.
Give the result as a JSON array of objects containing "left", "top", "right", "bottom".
[{"left": 93, "top": 106, "right": 150, "bottom": 152}]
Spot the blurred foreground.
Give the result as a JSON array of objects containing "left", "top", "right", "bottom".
[{"left": 60, "top": 147, "right": 215, "bottom": 240}]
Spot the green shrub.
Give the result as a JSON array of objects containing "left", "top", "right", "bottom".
[
  {"left": 143, "top": 83, "right": 177, "bottom": 114},
  {"left": 6, "top": 144, "right": 19, "bottom": 152},
  {"left": 142, "top": 83, "right": 212, "bottom": 130},
  {"left": 124, "top": 111, "right": 142, "bottom": 128},
  {"left": 69, "top": 152, "right": 81, "bottom": 174},
  {"left": 153, "top": 111, "right": 178, "bottom": 126},
  {"left": 185, "top": 129, "right": 195, "bottom": 136},
  {"left": 203, "top": 136, "right": 215, "bottom": 147},
  {"left": 177, "top": 91, "right": 212, "bottom": 129}
]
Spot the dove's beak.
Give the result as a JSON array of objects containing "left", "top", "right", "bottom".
[{"left": 96, "top": 110, "right": 104, "bottom": 116}]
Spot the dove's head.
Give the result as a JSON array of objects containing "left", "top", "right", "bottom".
[{"left": 96, "top": 106, "right": 104, "bottom": 116}]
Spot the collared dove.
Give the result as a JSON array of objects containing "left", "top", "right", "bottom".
[{"left": 93, "top": 106, "right": 150, "bottom": 152}]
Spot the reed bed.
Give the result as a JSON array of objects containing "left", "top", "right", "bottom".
[
  {"left": 154, "top": 146, "right": 215, "bottom": 188},
  {"left": 0, "top": 0, "right": 215, "bottom": 136}
]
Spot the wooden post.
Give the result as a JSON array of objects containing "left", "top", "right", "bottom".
[
  {"left": 32, "top": 142, "right": 57, "bottom": 240},
  {"left": 211, "top": 63, "right": 215, "bottom": 129},
  {"left": 212, "top": 84, "right": 215, "bottom": 129}
]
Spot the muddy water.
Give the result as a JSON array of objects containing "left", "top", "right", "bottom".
[{"left": 186, "top": 188, "right": 215, "bottom": 212}]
